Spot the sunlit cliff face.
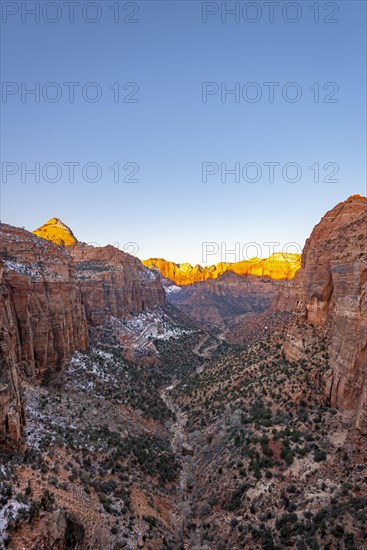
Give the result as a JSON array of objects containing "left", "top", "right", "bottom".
[
  {"left": 142, "top": 253, "right": 302, "bottom": 285},
  {"left": 33, "top": 218, "right": 301, "bottom": 283},
  {"left": 33, "top": 217, "right": 77, "bottom": 246}
]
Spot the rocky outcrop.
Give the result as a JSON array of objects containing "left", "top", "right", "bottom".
[
  {"left": 33, "top": 217, "right": 77, "bottom": 246},
  {"left": 32, "top": 508, "right": 86, "bottom": 550},
  {"left": 0, "top": 224, "right": 89, "bottom": 442},
  {"left": 68, "top": 243, "right": 166, "bottom": 326},
  {"left": 279, "top": 196, "right": 367, "bottom": 432},
  {"left": 143, "top": 253, "right": 301, "bottom": 286}
]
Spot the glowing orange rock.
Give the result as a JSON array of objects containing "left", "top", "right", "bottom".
[
  {"left": 33, "top": 217, "right": 77, "bottom": 246},
  {"left": 142, "top": 253, "right": 301, "bottom": 285}
]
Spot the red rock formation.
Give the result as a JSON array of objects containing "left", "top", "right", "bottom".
[
  {"left": 0, "top": 224, "right": 89, "bottom": 442},
  {"left": 279, "top": 196, "right": 367, "bottom": 432},
  {"left": 143, "top": 253, "right": 301, "bottom": 286},
  {"left": 33, "top": 217, "right": 77, "bottom": 246},
  {"left": 0, "top": 221, "right": 167, "bottom": 443},
  {"left": 68, "top": 243, "right": 166, "bottom": 326},
  {"left": 0, "top": 284, "right": 23, "bottom": 443},
  {"left": 168, "top": 271, "right": 284, "bottom": 329}
]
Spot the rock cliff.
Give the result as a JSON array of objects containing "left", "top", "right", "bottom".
[
  {"left": 279, "top": 195, "right": 367, "bottom": 431},
  {"left": 1, "top": 222, "right": 167, "bottom": 444},
  {"left": 68, "top": 243, "right": 166, "bottom": 326},
  {"left": 0, "top": 224, "right": 89, "bottom": 442},
  {"left": 143, "top": 253, "right": 301, "bottom": 285},
  {"left": 33, "top": 217, "right": 77, "bottom": 246}
]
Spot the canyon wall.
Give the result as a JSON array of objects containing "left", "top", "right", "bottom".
[
  {"left": 143, "top": 252, "right": 301, "bottom": 285},
  {"left": 278, "top": 196, "right": 367, "bottom": 431},
  {"left": 68, "top": 243, "right": 166, "bottom": 326},
  {"left": 0, "top": 269, "right": 23, "bottom": 443},
  {"left": 0, "top": 223, "right": 166, "bottom": 443},
  {"left": 0, "top": 224, "right": 89, "bottom": 442}
]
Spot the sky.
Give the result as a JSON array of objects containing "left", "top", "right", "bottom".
[{"left": 1, "top": 0, "right": 366, "bottom": 265}]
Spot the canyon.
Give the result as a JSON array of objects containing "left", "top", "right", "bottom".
[{"left": 0, "top": 195, "right": 366, "bottom": 549}]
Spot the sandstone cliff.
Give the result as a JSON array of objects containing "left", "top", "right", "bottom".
[
  {"left": 33, "top": 217, "right": 77, "bottom": 246},
  {"left": 143, "top": 253, "right": 301, "bottom": 286},
  {"left": 68, "top": 243, "right": 166, "bottom": 326},
  {"left": 1, "top": 222, "right": 167, "bottom": 444},
  {"left": 0, "top": 275, "right": 23, "bottom": 443},
  {"left": 279, "top": 195, "right": 367, "bottom": 432},
  {"left": 0, "top": 224, "right": 89, "bottom": 442}
]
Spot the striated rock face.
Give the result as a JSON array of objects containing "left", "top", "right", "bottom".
[
  {"left": 68, "top": 243, "right": 166, "bottom": 326},
  {"left": 33, "top": 218, "right": 167, "bottom": 326},
  {"left": 33, "top": 217, "right": 77, "bottom": 246},
  {"left": 0, "top": 221, "right": 167, "bottom": 445},
  {"left": 0, "top": 224, "right": 89, "bottom": 442},
  {"left": 143, "top": 253, "right": 301, "bottom": 285},
  {"left": 168, "top": 271, "right": 283, "bottom": 329},
  {"left": 0, "top": 297, "right": 23, "bottom": 443},
  {"left": 279, "top": 196, "right": 367, "bottom": 432}
]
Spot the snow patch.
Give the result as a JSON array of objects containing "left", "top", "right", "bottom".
[{"left": 165, "top": 285, "right": 181, "bottom": 294}]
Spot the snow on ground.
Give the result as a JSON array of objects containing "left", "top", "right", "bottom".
[
  {"left": 0, "top": 462, "right": 14, "bottom": 544},
  {"left": 0, "top": 500, "right": 28, "bottom": 547},
  {"left": 23, "top": 387, "right": 74, "bottom": 450},
  {"left": 67, "top": 349, "right": 119, "bottom": 390},
  {"left": 164, "top": 285, "right": 181, "bottom": 294},
  {"left": 112, "top": 308, "right": 192, "bottom": 342},
  {"left": 139, "top": 266, "right": 158, "bottom": 281},
  {"left": 3, "top": 260, "right": 40, "bottom": 279},
  {"left": 2, "top": 259, "right": 64, "bottom": 281}
]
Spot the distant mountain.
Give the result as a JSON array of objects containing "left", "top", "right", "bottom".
[
  {"left": 33, "top": 217, "right": 77, "bottom": 246},
  {"left": 168, "top": 271, "right": 284, "bottom": 332},
  {"left": 143, "top": 253, "right": 301, "bottom": 285}
]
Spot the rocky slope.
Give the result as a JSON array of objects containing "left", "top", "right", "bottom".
[
  {"left": 0, "top": 224, "right": 89, "bottom": 443},
  {"left": 1, "top": 308, "right": 213, "bottom": 550},
  {"left": 167, "top": 271, "right": 283, "bottom": 331},
  {"left": 33, "top": 218, "right": 77, "bottom": 246},
  {"left": 171, "top": 332, "right": 367, "bottom": 550},
  {"left": 278, "top": 195, "right": 367, "bottom": 432},
  {"left": 68, "top": 243, "right": 166, "bottom": 326},
  {"left": 143, "top": 252, "right": 301, "bottom": 285}
]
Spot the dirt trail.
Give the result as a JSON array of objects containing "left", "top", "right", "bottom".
[{"left": 193, "top": 332, "right": 223, "bottom": 359}]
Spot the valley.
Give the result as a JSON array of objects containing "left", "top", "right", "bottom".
[{"left": 0, "top": 195, "right": 366, "bottom": 549}]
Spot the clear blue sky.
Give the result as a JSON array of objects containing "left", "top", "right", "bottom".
[{"left": 1, "top": 0, "right": 366, "bottom": 264}]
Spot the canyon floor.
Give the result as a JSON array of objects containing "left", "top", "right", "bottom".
[{"left": 1, "top": 305, "right": 366, "bottom": 550}]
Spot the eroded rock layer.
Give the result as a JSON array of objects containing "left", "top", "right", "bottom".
[
  {"left": 0, "top": 224, "right": 89, "bottom": 442},
  {"left": 168, "top": 271, "right": 283, "bottom": 330},
  {"left": 143, "top": 252, "right": 301, "bottom": 285},
  {"left": 278, "top": 195, "right": 367, "bottom": 431},
  {"left": 33, "top": 217, "right": 77, "bottom": 246},
  {"left": 68, "top": 243, "right": 166, "bottom": 326}
]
